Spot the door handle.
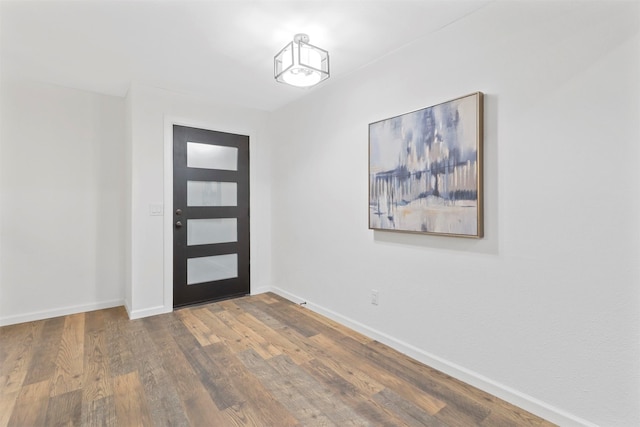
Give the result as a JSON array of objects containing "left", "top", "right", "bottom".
[{"left": 175, "top": 221, "right": 183, "bottom": 228}]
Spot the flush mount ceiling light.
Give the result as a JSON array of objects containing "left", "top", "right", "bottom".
[{"left": 274, "top": 33, "right": 329, "bottom": 88}]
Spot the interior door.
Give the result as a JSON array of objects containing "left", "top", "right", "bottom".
[{"left": 173, "top": 125, "right": 250, "bottom": 307}]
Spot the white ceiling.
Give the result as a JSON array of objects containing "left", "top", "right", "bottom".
[{"left": 1, "top": 0, "right": 490, "bottom": 111}]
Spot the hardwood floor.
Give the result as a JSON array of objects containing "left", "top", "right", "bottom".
[{"left": 0, "top": 293, "right": 556, "bottom": 426}]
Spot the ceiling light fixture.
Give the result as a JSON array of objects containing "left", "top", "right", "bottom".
[{"left": 274, "top": 33, "right": 329, "bottom": 88}]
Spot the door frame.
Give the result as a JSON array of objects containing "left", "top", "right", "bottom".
[{"left": 163, "top": 116, "right": 255, "bottom": 311}]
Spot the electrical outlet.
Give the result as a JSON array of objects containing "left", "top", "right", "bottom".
[{"left": 371, "top": 289, "right": 379, "bottom": 305}]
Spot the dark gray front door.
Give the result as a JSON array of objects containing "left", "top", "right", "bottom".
[{"left": 173, "top": 125, "right": 249, "bottom": 307}]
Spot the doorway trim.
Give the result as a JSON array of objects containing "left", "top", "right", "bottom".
[{"left": 163, "top": 115, "right": 255, "bottom": 312}]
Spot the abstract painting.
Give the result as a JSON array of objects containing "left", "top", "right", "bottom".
[{"left": 369, "top": 92, "right": 483, "bottom": 238}]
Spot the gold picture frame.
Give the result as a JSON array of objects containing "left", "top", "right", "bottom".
[{"left": 368, "top": 92, "right": 484, "bottom": 238}]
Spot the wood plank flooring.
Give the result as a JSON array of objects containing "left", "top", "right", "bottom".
[{"left": 0, "top": 293, "right": 556, "bottom": 426}]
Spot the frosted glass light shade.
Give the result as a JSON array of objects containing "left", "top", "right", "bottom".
[{"left": 274, "top": 34, "right": 329, "bottom": 88}]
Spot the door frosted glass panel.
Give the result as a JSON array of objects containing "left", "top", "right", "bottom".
[
  {"left": 187, "top": 142, "right": 238, "bottom": 171},
  {"left": 187, "top": 218, "right": 237, "bottom": 246},
  {"left": 187, "top": 181, "right": 237, "bottom": 207},
  {"left": 187, "top": 254, "right": 238, "bottom": 285}
]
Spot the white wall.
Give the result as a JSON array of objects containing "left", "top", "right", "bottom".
[
  {"left": 126, "top": 84, "right": 271, "bottom": 318},
  {"left": 0, "top": 76, "right": 126, "bottom": 325},
  {"left": 268, "top": 2, "right": 639, "bottom": 426},
  {"left": 0, "top": 78, "right": 273, "bottom": 323}
]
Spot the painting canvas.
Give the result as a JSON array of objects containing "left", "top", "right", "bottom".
[{"left": 369, "top": 92, "right": 483, "bottom": 238}]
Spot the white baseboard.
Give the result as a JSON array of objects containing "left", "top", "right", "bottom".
[
  {"left": 250, "top": 285, "right": 272, "bottom": 296},
  {"left": 0, "top": 299, "right": 124, "bottom": 326},
  {"left": 124, "top": 298, "right": 132, "bottom": 319},
  {"left": 126, "top": 304, "right": 172, "bottom": 320},
  {"left": 268, "top": 286, "right": 598, "bottom": 427}
]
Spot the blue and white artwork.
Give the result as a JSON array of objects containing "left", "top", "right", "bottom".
[{"left": 369, "top": 92, "right": 483, "bottom": 237}]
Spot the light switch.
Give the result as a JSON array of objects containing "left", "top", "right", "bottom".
[{"left": 149, "top": 204, "right": 164, "bottom": 216}]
